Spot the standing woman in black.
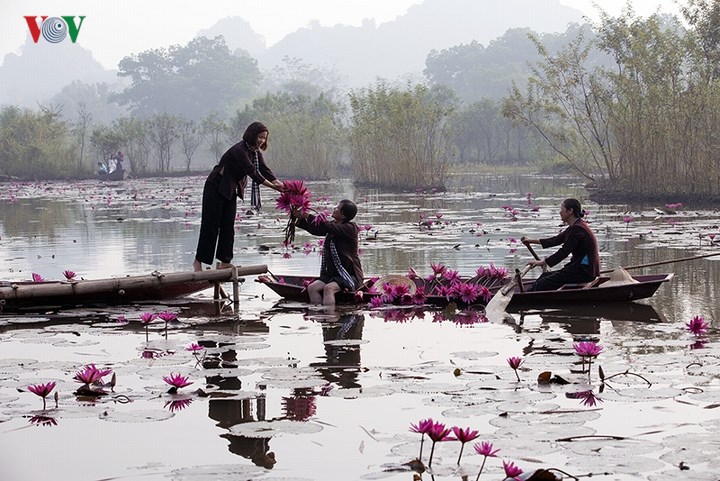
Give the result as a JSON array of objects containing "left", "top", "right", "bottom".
[{"left": 193, "top": 122, "right": 284, "bottom": 271}]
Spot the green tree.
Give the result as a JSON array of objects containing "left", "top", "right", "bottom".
[
  {"left": 201, "top": 113, "right": 228, "bottom": 163},
  {"left": 0, "top": 106, "right": 77, "bottom": 179},
  {"left": 115, "top": 36, "right": 262, "bottom": 120},
  {"left": 503, "top": 4, "right": 720, "bottom": 198},
  {"left": 115, "top": 117, "right": 151, "bottom": 174},
  {"left": 232, "top": 92, "right": 345, "bottom": 179},
  {"left": 349, "top": 81, "right": 457, "bottom": 190},
  {"left": 179, "top": 119, "right": 203, "bottom": 172},
  {"left": 89, "top": 124, "right": 124, "bottom": 167},
  {"left": 148, "top": 113, "right": 181, "bottom": 173}
]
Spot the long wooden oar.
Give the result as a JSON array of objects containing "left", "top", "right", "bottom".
[
  {"left": 522, "top": 238, "right": 547, "bottom": 272},
  {"left": 485, "top": 265, "right": 532, "bottom": 314},
  {"left": 600, "top": 251, "right": 720, "bottom": 274}
]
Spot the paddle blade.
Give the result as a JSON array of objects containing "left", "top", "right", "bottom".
[{"left": 484, "top": 288, "right": 514, "bottom": 315}]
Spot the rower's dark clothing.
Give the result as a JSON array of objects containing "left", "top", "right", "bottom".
[
  {"left": 530, "top": 218, "right": 599, "bottom": 291},
  {"left": 195, "top": 141, "right": 277, "bottom": 265},
  {"left": 296, "top": 215, "right": 364, "bottom": 290}
]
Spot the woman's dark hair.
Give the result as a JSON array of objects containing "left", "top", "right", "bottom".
[
  {"left": 243, "top": 122, "right": 269, "bottom": 151},
  {"left": 339, "top": 199, "right": 358, "bottom": 221},
  {"left": 563, "top": 198, "right": 584, "bottom": 218}
]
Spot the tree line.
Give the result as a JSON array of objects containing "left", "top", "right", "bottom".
[{"left": 3, "top": 0, "right": 720, "bottom": 199}]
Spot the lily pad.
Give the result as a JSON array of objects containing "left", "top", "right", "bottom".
[
  {"left": 227, "top": 419, "right": 323, "bottom": 437},
  {"left": 99, "top": 408, "right": 175, "bottom": 423}
]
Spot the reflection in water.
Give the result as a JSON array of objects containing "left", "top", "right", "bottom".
[
  {"left": 282, "top": 388, "right": 317, "bottom": 421},
  {"left": 511, "top": 302, "right": 665, "bottom": 336},
  {"left": 28, "top": 414, "right": 59, "bottom": 427},
  {"left": 308, "top": 313, "right": 365, "bottom": 389},
  {"left": 164, "top": 398, "right": 193, "bottom": 412},
  {"left": 202, "top": 336, "right": 276, "bottom": 470}
]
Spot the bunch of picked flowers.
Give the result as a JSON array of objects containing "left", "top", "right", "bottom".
[{"left": 275, "top": 180, "right": 313, "bottom": 245}]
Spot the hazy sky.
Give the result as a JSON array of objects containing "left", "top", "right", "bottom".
[{"left": 1, "top": 0, "right": 681, "bottom": 70}]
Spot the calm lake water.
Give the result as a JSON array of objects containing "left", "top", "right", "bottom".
[{"left": 0, "top": 174, "right": 718, "bottom": 481}]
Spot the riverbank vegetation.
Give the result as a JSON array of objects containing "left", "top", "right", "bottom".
[{"left": 2, "top": 1, "right": 719, "bottom": 201}]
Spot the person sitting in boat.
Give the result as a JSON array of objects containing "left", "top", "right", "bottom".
[
  {"left": 292, "top": 199, "right": 364, "bottom": 306},
  {"left": 97, "top": 161, "right": 108, "bottom": 175},
  {"left": 522, "top": 198, "right": 599, "bottom": 291},
  {"left": 114, "top": 151, "right": 124, "bottom": 171}
]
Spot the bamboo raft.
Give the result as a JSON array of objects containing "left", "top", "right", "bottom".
[{"left": 0, "top": 265, "right": 268, "bottom": 312}]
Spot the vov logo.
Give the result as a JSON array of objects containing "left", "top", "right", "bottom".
[{"left": 24, "top": 16, "right": 86, "bottom": 44}]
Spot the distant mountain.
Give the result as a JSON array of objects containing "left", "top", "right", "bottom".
[
  {"left": 258, "top": 0, "right": 585, "bottom": 87},
  {"left": 196, "top": 16, "right": 267, "bottom": 58},
  {"left": 0, "top": 0, "right": 585, "bottom": 111},
  {"left": 0, "top": 35, "right": 117, "bottom": 109}
]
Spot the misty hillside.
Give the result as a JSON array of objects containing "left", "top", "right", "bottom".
[
  {"left": 0, "top": 35, "right": 117, "bottom": 109},
  {"left": 197, "top": 16, "right": 267, "bottom": 59},
  {"left": 0, "top": 0, "right": 584, "bottom": 109},
  {"left": 258, "top": 0, "right": 584, "bottom": 86}
]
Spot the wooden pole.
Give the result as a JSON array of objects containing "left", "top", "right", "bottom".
[
  {"left": 600, "top": 251, "right": 720, "bottom": 274},
  {"left": 231, "top": 265, "right": 240, "bottom": 306}
]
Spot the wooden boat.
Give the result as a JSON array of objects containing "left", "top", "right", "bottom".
[
  {"left": 256, "top": 272, "right": 673, "bottom": 308},
  {"left": 0, "top": 265, "right": 267, "bottom": 312},
  {"left": 98, "top": 169, "right": 127, "bottom": 181}
]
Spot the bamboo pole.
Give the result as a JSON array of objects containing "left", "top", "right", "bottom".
[
  {"left": 0, "top": 265, "right": 267, "bottom": 301},
  {"left": 600, "top": 251, "right": 720, "bottom": 274}
]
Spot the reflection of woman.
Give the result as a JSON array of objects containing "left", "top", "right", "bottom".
[
  {"left": 220, "top": 433, "right": 276, "bottom": 469},
  {"left": 523, "top": 198, "right": 599, "bottom": 291},
  {"left": 193, "top": 122, "right": 284, "bottom": 271},
  {"left": 309, "top": 313, "right": 364, "bottom": 389}
]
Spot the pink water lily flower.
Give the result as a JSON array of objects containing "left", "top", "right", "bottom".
[
  {"left": 185, "top": 343, "right": 204, "bottom": 352},
  {"left": 31, "top": 273, "right": 44, "bottom": 282},
  {"left": 156, "top": 311, "right": 177, "bottom": 322},
  {"left": 62, "top": 270, "right": 76, "bottom": 280},
  {"left": 507, "top": 356, "right": 524, "bottom": 382},
  {"left": 573, "top": 341, "right": 603, "bottom": 357},
  {"left": 686, "top": 315, "right": 709, "bottom": 336},
  {"left": 474, "top": 440, "right": 499, "bottom": 457},
  {"left": 368, "top": 296, "right": 384, "bottom": 308},
  {"left": 73, "top": 364, "right": 110, "bottom": 385},
  {"left": 430, "top": 262, "right": 446, "bottom": 276},
  {"left": 139, "top": 312, "right": 156, "bottom": 324},
  {"left": 427, "top": 421, "right": 454, "bottom": 467},
  {"left": 28, "top": 382, "right": 56, "bottom": 409},
  {"left": 163, "top": 373, "right": 193, "bottom": 389},
  {"left": 443, "top": 269, "right": 460, "bottom": 282},
  {"left": 311, "top": 210, "right": 330, "bottom": 225},
  {"left": 474, "top": 441, "right": 499, "bottom": 479},
  {"left": 502, "top": 460, "right": 523, "bottom": 480},
  {"left": 410, "top": 418, "right": 434, "bottom": 434},
  {"left": 452, "top": 426, "right": 480, "bottom": 464}
]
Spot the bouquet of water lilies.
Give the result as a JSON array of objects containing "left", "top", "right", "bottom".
[{"left": 276, "top": 180, "right": 324, "bottom": 245}]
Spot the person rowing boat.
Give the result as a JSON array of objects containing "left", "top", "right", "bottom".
[{"left": 522, "top": 198, "right": 600, "bottom": 291}]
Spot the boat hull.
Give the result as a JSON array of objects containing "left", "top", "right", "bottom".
[{"left": 257, "top": 273, "right": 673, "bottom": 308}]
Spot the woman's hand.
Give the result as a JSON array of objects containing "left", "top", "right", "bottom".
[{"left": 526, "top": 259, "right": 546, "bottom": 269}]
